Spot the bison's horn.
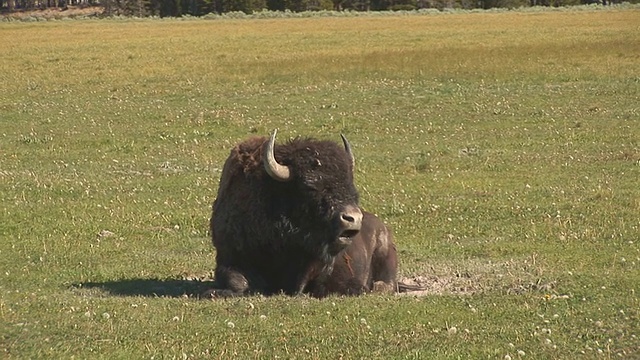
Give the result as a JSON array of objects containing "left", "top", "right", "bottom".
[
  {"left": 340, "top": 134, "right": 355, "bottom": 170},
  {"left": 264, "top": 129, "right": 292, "bottom": 182}
]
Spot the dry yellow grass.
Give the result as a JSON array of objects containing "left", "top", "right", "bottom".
[{"left": 2, "top": 10, "right": 638, "bottom": 88}]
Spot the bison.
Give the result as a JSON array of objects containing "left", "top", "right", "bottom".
[{"left": 207, "top": 130, "right": 397, "bottom": 298}]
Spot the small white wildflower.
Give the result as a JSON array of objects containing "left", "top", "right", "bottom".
[
  {"left": 102, "top": 312, "right": 110, "bottom": 319},
  {"left": 360, "top": 318, "right": 367, "bottom": 325},
  {"left": 226, "top": 321, "right": 235, "bottom": 329},
  {"left": 505, "top": 355, "right": 512, "bottom": 360},
  {"left": 98, "top": 230, "right": 115, "bottom": 238},
  {"left": 447, "top": 326, "right": 457, "bottom": 335},
  {"left": 260, "top": 315, "right": 267, "bottom": 320},
  {"left": 517, "top": 350, "right": 525, "bottom": 356}
]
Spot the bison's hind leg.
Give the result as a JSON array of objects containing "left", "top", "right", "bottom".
[{"left": 370, "top": 242, "right": 398, "bottom": 294}]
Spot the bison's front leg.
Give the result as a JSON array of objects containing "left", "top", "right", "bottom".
[
  {"left": 203, "top": 265, "right": 251, "bottom": 298},
  {"left": 296, "top": 259, "right": 335, "bottom": 295}
]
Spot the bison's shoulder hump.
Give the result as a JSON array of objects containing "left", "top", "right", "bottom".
[
  {"left": 229, "top": 136, "right": 268, "bottom": 174},
  {"left": 234, "top": 136, "right": 267, "bottom": 156}
]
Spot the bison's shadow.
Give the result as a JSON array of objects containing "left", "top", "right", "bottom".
[{"left": 75, "top": 278, "right": 214, "bottom": 298}]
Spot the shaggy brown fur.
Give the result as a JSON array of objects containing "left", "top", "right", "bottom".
[{"left": 209, "top": 134, "right": 362, "bottom": 297}]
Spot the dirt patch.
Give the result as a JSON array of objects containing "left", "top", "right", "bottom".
[
  {"left": 398, "top": 274, "right": 479, "bottom": 296},
  {"left": 397, "top": 257, "right": 556, "bottom": 296}
]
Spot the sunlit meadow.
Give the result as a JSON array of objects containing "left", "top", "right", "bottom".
[{"left": 1, "top": 7, "right": 639, "bottom": 358}]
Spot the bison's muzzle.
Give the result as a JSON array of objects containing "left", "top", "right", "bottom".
[{"left": 332, "top": 204, "right": 363, "bottom": 254}]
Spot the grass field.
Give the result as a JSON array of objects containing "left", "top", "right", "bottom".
[{"left": 1, "top": 7, "right": 639, "bottom": 358}]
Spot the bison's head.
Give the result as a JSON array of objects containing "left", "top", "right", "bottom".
[{"left": 263, "top": 130, "right": 363, "bottom": 256}]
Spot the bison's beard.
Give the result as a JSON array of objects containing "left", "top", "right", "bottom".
[
  {"left": 294, "top": 220, "right": 355, "bottom": 258},
  {"left": 271, "top": 219, "right": 348, "bottom": 294},
  {"left": 328, "top": 234, "right": 353, "bottom": 256},
  {"left": 290, "top": 222, "right": 360, "bottom": 294},
  {"left": 294, "top": 241, "right": 338, "bottom": 295}
]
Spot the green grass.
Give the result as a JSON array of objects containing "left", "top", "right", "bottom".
[{"left": 1, "top": 8, "right": 639, "bottom": 358}]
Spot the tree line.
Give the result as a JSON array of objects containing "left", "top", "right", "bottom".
[{"left": 0, "top": 0, "right": 629, "bottom": 17}]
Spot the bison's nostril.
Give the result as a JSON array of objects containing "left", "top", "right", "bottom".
[
  {"left": 342, "top": 214, "right": 355, "bottom": 223},
  {"left": 339, "top": 205, "right": 363, "bottom": 232}
]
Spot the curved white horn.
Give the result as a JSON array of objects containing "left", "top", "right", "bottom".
[
  {"left": 264, "top": 129, "right": 291, "bottom": 182},
  {"left": 340, "top": 134, "right": 355, "bottom": 170}
]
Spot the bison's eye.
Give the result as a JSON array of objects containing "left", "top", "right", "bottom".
[{"left": 303, "top": 174, "right": 321, "bottom": 191}]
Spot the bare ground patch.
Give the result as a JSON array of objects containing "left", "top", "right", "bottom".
[{"left": 398, "top": 257, "right": 556, "bottom": 297}]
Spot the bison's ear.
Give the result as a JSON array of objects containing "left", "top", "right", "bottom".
[
  {"left": 264, "top": 129, "right": 292, "bottom": 182},
  {"left": 340, "top": 134, "right": 355, "bottom": 171}
]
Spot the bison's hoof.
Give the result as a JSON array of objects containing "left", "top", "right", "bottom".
[
  {"left": 372, "top": 281, "right": 395, "bottom": 294},
  {"left": 201, "top": 288, "right": 240, "bottom": 299}
]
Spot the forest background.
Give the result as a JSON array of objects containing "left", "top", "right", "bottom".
[{"left": 2, "top": 0, "right": 638, "bottom": 19}]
